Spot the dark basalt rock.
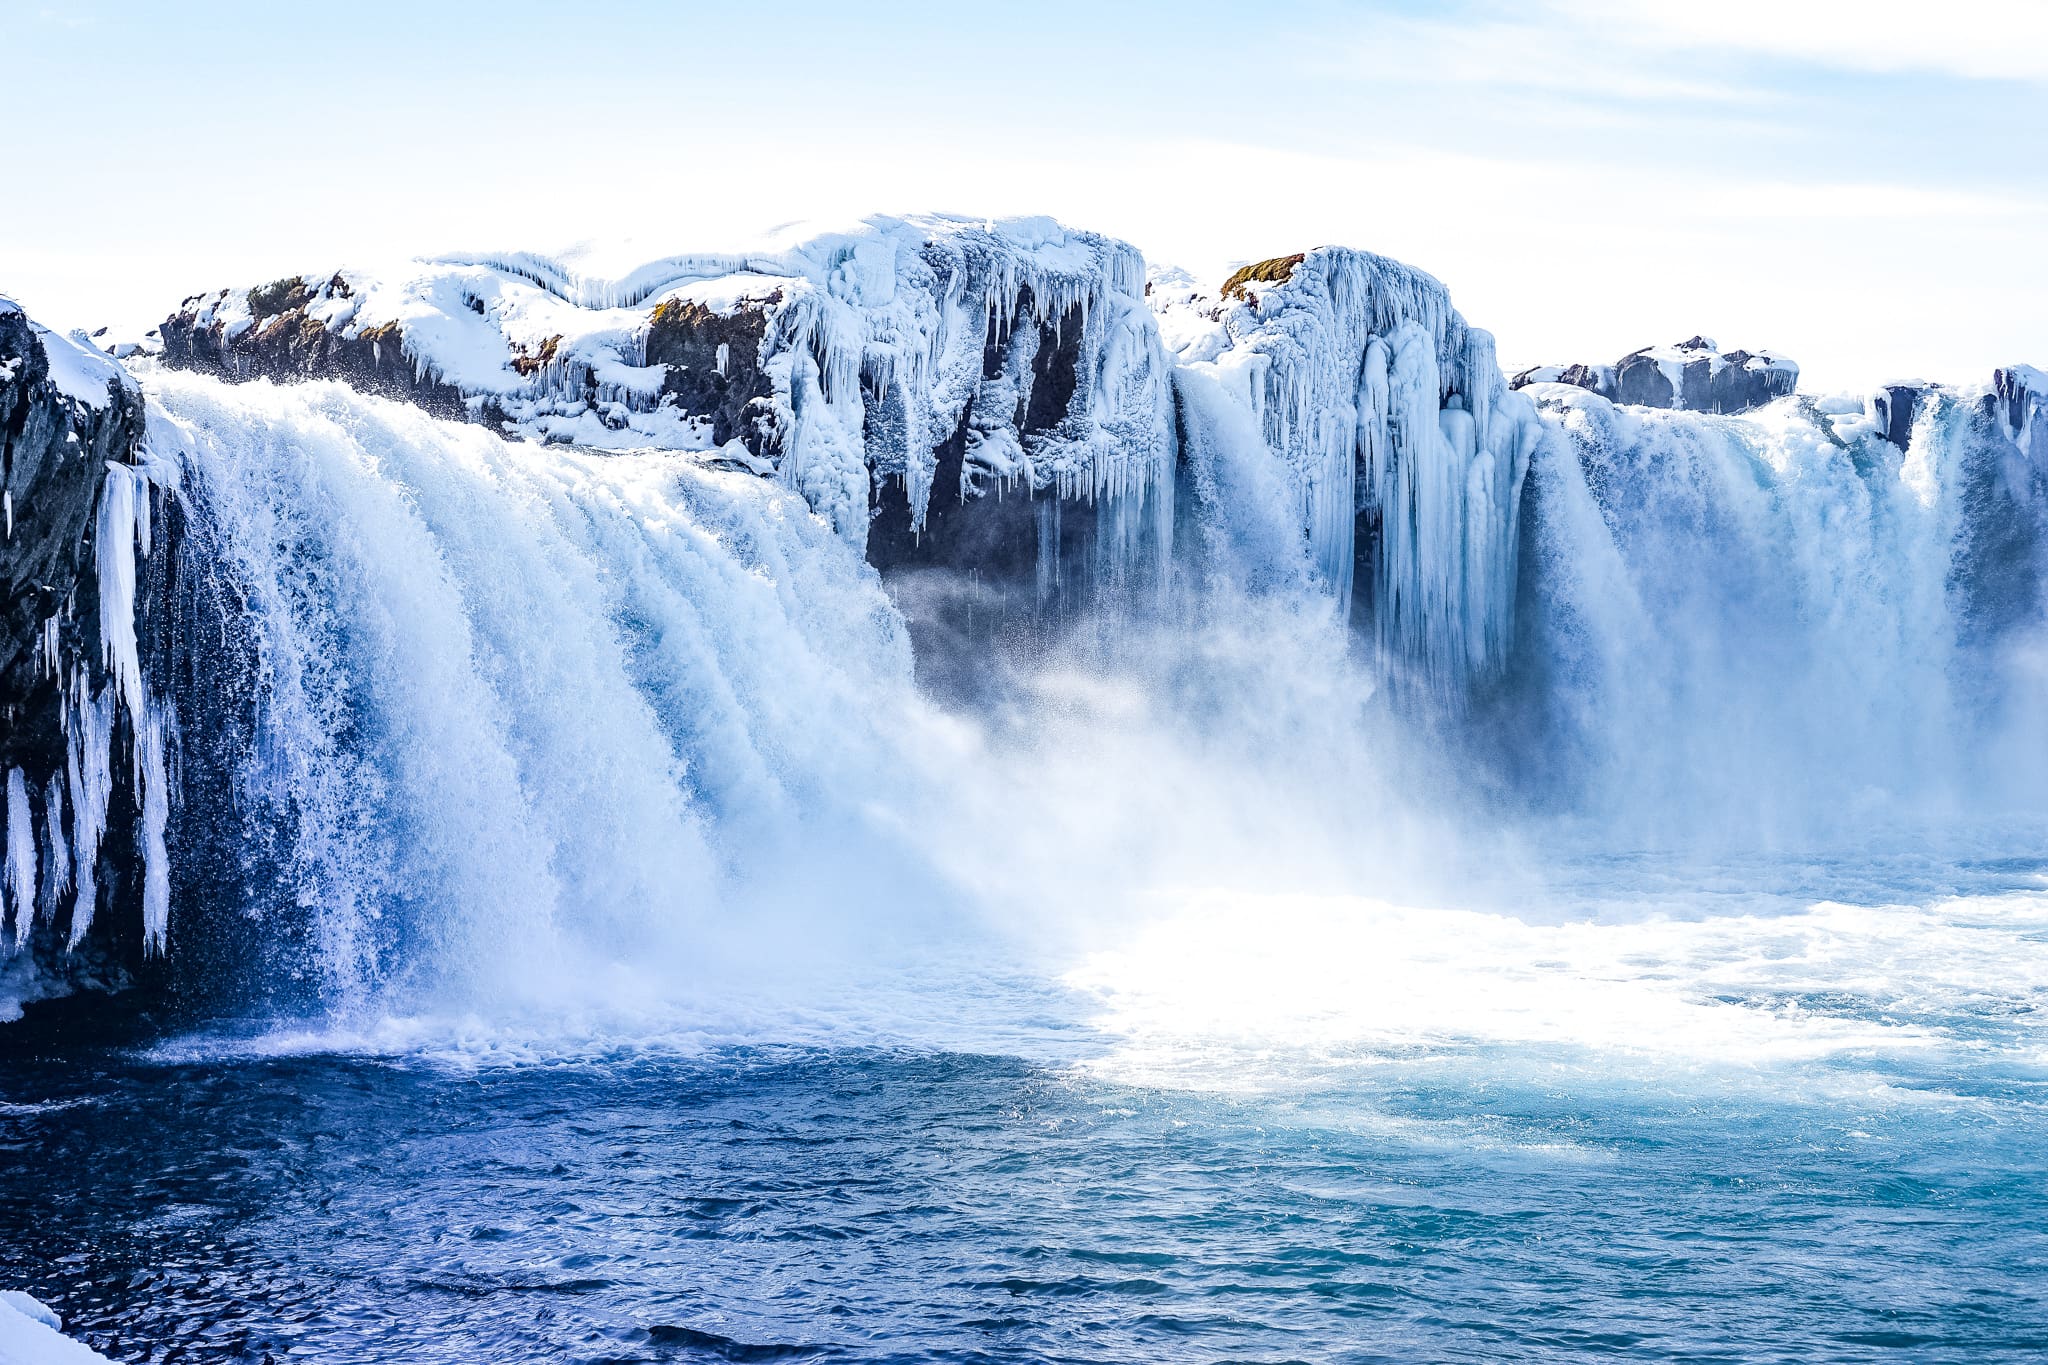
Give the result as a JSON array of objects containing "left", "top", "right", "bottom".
[
  {"left": 868, "top": 292, "right": 1090, "bottom": 579},
  {"left": 868, "top": 292, "right": 1124, "bottom": 678},
  {"left": 0, "top": 308, "right": 141, "bottom": 777},
  {"left": 0, "top": 306, "right": 162, "bottom": 989},
  {"left": 1513, "top": 339, "right": 1798, "bottom": 415},
  {"left": 644, "top": 296, "right": 777, "bottom": 455},
  {"left": 160, "top": 275, "right": 472, "bottom": 422},
  {"left": 1873, "top": 384, "right": 1926, "bottom": 451}
]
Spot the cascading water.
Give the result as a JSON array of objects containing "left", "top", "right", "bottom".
[
  {"left": 141, "top": 371, "right": 936, "bottom": 1017},
  {"left": 1506, "top": 385, "right": 2048, "bottom": 844}
]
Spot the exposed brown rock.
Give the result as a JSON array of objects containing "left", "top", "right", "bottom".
[{"left": 1220, "top": 253, "right": 1306, "bottom": 303}]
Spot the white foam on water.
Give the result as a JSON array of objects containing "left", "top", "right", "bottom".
[{"left": 1064, "top": 884, "right": 2048, "bottom": 1093}]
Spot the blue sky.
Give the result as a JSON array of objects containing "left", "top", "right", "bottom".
[{"left": 4, "top": 0, "right": 2043, "bottom": 389}]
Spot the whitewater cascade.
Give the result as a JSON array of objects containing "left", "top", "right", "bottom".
[
  {"left": 1511, "top": 380, "right": 2048, "bottom": 836},
  {"left": 133, "top": 371, "right": 924, "bottom": 1006}
]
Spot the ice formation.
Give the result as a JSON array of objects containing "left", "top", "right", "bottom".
[
  {"left": 1997, "top": 363, "right": 2047, "bottom": 460},
  {"left": 1157, "top": 250, "right": 1546, "bottom": 693},
  {"left": 161, "top": 216, "right": 1176, "bottom": 551},
  {"left": 0, "top": 1289, "right": 118, "bottom": 1363},
  {"left": 159, "top": 226, "right": 1565, "bottom": 688}
]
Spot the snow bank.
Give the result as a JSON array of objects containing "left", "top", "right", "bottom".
[
  {"left": 0, "top": 299, "right": 129, "bottom": 410},
  {"left": 0, "top": 1291, "right": 116, "bottom": 1364}
]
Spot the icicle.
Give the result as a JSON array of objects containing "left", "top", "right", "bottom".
[
  {"left": 5, "top": 769, "right": 35, "bottom": 945},
  {"left": 136, "top": 709, "right": 170, "bottom": 954},
  {"left": 42, "top": 774, "right": 70, "bottom": 907},
  {"left": 97, "top": 463, "right": 147, "bottom": 722},
  {"left": 1036, "top": 497, "right": 1061, "bottom": 606},
  {"left": 65, "top": 685, "right": 113, "bottom": 947}
]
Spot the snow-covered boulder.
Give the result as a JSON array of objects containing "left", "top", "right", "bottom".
[
  {"left": 0, "top": 1289, "right": 117, "bottom": 1362},
  {"left": 1512, "top": 337, "right": 1798, "bottom": 415},
  {"left": 156, "top": 216, "right": 1177, "bottom": 603},
  {"left": 1994, "top": 364, "right": 2047, "bottom": 462},
  {"left": 1156, "top": 250, "right": 1547, "bottom": 693}
]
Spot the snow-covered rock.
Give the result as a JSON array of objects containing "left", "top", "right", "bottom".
[
  {"left": 1512, "top": 337, "right": 1798, "bottom": 414},
  {"left": 0, "top": 1290, "right": 116, "bottom": 1363},
  {"left": 1872, "top": 382, "right": 1930, "bottom": 450},
  {"left": 1994, "top": 364, "right": 2047, "bottom": 462},
  {"left": 157, "top": 215, "right": 1176, "bottom": 563}
]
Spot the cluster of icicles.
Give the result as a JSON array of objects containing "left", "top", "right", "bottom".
[
  {"left": 1176, "top": 248, "right": 1547, "bottom": 694},
  {"left": 768, "top": 226, "right": 1174, "bottom": 550},
  {"left": 3, "top": 462, "right": 171, "bottom": 954}
]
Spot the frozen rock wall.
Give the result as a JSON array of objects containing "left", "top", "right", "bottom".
[
  {"left": 0, "top": 301, "right": 169, "bottom": 1014},
  {"left": 156, "top": 216, "right": 1177, "bottom": 595},
  {"left": 1158, "top": 250, "right": 1546, "bottom": 695}
]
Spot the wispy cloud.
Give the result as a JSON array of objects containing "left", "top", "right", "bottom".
[
  {"left": 1560, "top": 0, "right": 2048, "bottom": 83},
  {"left": 1340, "top": 0, "right": 2048, "bottom": 105},
  {"left": 1346, "top": 11, "right": 1766, "bottom": 106}
]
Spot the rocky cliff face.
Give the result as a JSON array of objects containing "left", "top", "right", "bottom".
[
  {"left": 0, "top": 301, "right": 162, "bottom": 1013},
  {"left": 153, "top": 217, "right": 1178, "bottom": 634},
  {"left": 1512, "top": 337, "right": 1799, "bottom": 414},
  {"left": 161, "top": 274, "right": 472, "bottom": 422},
  {"left": 1, "top": 306, "right": 138, "bottom": 772}
]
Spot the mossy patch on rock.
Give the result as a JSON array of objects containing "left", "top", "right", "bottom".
[
  {"left": 248, "top": 276, "right": 313, "bottom": 323},
  {"left": 1221, "top": 253, "right": 1305, "bottom": 303}
]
